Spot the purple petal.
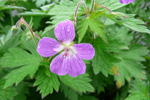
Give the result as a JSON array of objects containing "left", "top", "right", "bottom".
[
  {"left": 68, "top": 56, "right": 86, "bottom": 77},
  {"left": 50, "top": 54, "right": 70, "bottom": 75},
  {"left": 50, "top": 53, "right": 86, "bottom": 77},
  {"left": 120, "top": 0, "right": 135, "bottom": 4},
  {"left": 73, "top": 43, "right": 95, "bottom": 60},
  {"left": 37, "top": 37, "right": 61, "bottom": 57},
  {"left": 119, "top": 0, "right": 123, "bottom": 3},
  {"left": 54, "top": 20, "right": 75, "bottom": 42}
]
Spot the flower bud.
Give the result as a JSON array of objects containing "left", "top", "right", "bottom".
[
  {"left": 110, "top": 65, "right": 119, "bottom": 75},
  {"left": 20, "top": 23, "right": 26, "bottom": 31},
  {"left": 111, "top": 12, "right": 129, "bottom": 18},
  {"left": 116, "top": 79, "right": 122, "bottom": 89},
  {"left": 11, "top": 26, "right": 19, "bottom": 34}
]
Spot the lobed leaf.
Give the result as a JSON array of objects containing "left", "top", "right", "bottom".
[
  {"left": 126, "top": 80, "right": 150, "bottom": 100},
  {"left": 114, "top": 45, "right": 148, "bottom": 87},
  {"left": 0, "top": 41, "right": 42, "bottom": 88},
  {"left": 92, "top": 43, "right": 120, "bottom": 76},
  {"left": 122, "top": 18, "right": 150, "bottom": 34},
  {"left": 14, "top": 83, "right": 29, "bottom": 100},
  {"left": 61, "top": 84, "right": 78, "bottom": 100},
  {"left": 77, "top": 11, "right": 107, "bottom": 43},
  {"left": 34, "top": 67, "right": 60, "bottom": 98},
  {"left": 0, "top": 79, "right": 17, "bottom": 100},
  {"left": 43, "top": 0, "right": 83, "bottom": 33},
  {"left": 59, "top": 74, "right": 94, "bottom": 93}
]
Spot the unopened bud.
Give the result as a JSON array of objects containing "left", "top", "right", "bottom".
[
  {"left": 11, "top": 26, "right": 19, "bottom": 34},
  {"left": 20, "top": 23, "right": 26, "bottom": 30},
  {"left": 111, "top": 12, "right": 128, "bottom": 18},
  {"left": 116, "top": 79, "right": 122, "bottom": 89},
  {"left": 111, "top": 65, "right": 119, "bottom": 75}
]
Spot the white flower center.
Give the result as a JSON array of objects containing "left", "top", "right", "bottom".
[{"left": 53, "top": 41, "right": 76, "bottom": 58}]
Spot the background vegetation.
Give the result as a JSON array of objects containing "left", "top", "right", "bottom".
[{"left": 0, "top": 0, "right": 150, "bottom": 100}]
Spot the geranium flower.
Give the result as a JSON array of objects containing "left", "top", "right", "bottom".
[
  {"left": 37, "top": 20, "right": 95, "bottom": 77},
  {"left": 119, "top": 0, "right": 135, "bottom": 4}
]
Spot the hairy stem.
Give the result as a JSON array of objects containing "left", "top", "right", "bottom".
[
  {"left": 16, "top": 17, "right": 38, "bottom": 46},
  {"left": 47, "top": 56, "right": 52, "bottom": 62},
  {"left": 33, "top": 32, "right": 41, "bottom": 40},
  {"left": 74, "top": 0, "right": 87, "bottom": 23},
  {"left": 90, "top": 0, "right": 95, "bottom": 13},
  {"left": 99, "top": 5, "right": 112, "bottom": 13}
]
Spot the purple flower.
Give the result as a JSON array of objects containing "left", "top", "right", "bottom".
[
  {"left": 37, "top": 20, "right": 95, "bottom": 77},
  {"left": 119, "top": 0, "right": 135, "bottom": 4}
]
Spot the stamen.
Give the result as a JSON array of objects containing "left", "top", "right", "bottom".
[{"left": 63, "top": 48, "right": 69, "bottom": 58}]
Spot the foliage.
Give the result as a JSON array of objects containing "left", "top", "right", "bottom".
[
  {"left": 126, "top": 80, "right": 150, "bottom": 100},
  {"left": 0, "top": 79, "right": 17, "bottom": 100},
  {"left": 59, "top": 74, "right": 94, "bottom": 93},
  {"left": 33, "top": 67, "right": 60, "bottom": 98},
  {"left": 0, "top": 0, "right": 150, "bottom": 100}
]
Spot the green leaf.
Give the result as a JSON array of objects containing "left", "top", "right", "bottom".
[
  {"left": 114, "top": 45, "right": 148, "bottom": 87},
  {"left": 126, "top": 80, "right": 150, "bottom": 100},
  {"left": 0, "top": 30, "right": 22, "bottom": 56},
  {"left": 89, "top": 26, "right": 132, "bottom": 54},
  {"left": 14, "top": 83, "right": 29, "bottom": 100},
  {"left": 45, "top": 0, "right": 82, "bottom": 31},
  {"left": 0, "top": 0, "right": 8, "bottom": 6},
  {"left": 59, "top": 74, "right": 94, "bottom": 93},
  {"left": 77, "top": 11, "right": 107, "bottom": 43},
  {"left": 34, "top": 67, "right": 60, "bottom": 98},
  {"left": 122, "top": 18, "right": 150, "bottom": 34},
  {"left": 92, "top": 73, "right": 114, "bottom": 94},
  {"left": 18, "top": 9, "right": 48, "bottom": 16},
  {"left": 88, "top": 16, "right": 107, "bottom": 43},
  {"left": 115, "top": 59, "right": 146, "bottom": 88},
  {"left": 101, "top": 26, "right": 132, "bottom": 52},
  {"left": 119, "top": 45, "right": 149, "bottom": 61},
  {"left": 40, "top": 3, "right": 54, "bottom": 12},
  {"left": 100, "top": 0, "right": 126, "bottom": 11},
  {"left": 77, "top": 19, "right": 89, "bottom": 43},
  {"left": 61, "top": 83, "right": 78, "bottom": 100},
  {"left": 100, "top": 12, "right": 150, "bottom": 34},
  {"left": 33, "top": 0, "right": 51, "bottom": 7},
  {"left": 79, "top": 95, "right": 98, "bottom": 100},
  {"left": 0, "top": 41, "right": 42, "bottom": 88},
  {"left": 92, "top": 42, "right": 120, "bottom": 76},
  {"left": 0, "top": 79, "right": 17, "bottom": 100},
  {"left": 0, "top": 5, "right": 26, "bottom": 11}
]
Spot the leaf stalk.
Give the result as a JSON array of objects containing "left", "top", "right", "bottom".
[{"left": 74, "top": 0, "right": 88, "bottom": 23}]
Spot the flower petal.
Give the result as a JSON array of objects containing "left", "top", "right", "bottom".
[
  {"left": 119, "top": 0, "right": 123, "bottom": 3},
  {"left": 50, "top": 54, "right": 70, "bottom": 75},
  {"left": 54, "top": 20, "right": 75, "bottom": 42},
  {"left": 119, "top": 0, "right": 135, "bottom": 4},
  {"left": 37, "top": 37, "right": 62, "bottom": 57},
  {"left": 68, "top": 56, "right": 86, "bottom": 77},
  {"left": 50, "top": 53, "right": 86, "bottom": 77},
  {"left": 73, "top": 43, "right": 95, "bottom": 60}
]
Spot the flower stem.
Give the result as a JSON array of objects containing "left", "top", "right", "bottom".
[
  {"left": 47, "top": 56, "right": 52, "bottom": 62},
  {"left": 33, "top": 32, "right": 41, "bottom": 40},
  {"left": 90, "top": 0, "right": 95, "bottom": 13},
  {"left": 10, "top": 10, "right": 14, "bottom": 25},
  {"left": 99, "top": 5, "right": 112, "bottom": 13},
  {"left": 74, "top": 0, "right": 87, "bottom": 23},
  {"left": 16, "top": 17, "right": 38, "bottom": 46}
]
